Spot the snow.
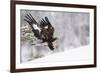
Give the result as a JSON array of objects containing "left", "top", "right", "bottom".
[
  {"left": 27, "top": 45, "right": 92, "bottom": 63},
  {"left": 18, "top": 45, "right": 93, "bottom": 69}
]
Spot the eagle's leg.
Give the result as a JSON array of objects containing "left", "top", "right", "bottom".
[{"left": 48, "top": 42, "right": 55, "bottom": 50}]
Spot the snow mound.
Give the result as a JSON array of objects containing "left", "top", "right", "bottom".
[{"left": 27, "top": 46, "right": 91, "bottom": 63}]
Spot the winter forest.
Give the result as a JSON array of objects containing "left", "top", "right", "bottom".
[{"left": 20, "top": 9, "right": 90, "bottom": 63}]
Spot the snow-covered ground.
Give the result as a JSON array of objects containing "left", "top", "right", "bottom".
[{"left": 17, "top": 45, "right": 93, "bottom": 69}]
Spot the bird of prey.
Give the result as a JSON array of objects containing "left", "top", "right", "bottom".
[{"left": 24, "top": 13, "right": 57, "bottom": 50}]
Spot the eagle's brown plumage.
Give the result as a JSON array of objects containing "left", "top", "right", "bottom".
[{"left": 24, "top": 13, "right": 57, "bottom": 50}]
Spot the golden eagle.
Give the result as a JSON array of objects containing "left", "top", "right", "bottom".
[{"left": 24, "top": 13, "right": 57, "bottom": 50}]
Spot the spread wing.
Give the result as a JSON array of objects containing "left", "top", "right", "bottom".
[
  {"left": 45, "top": 17, "right": 54, "bottom": 37},
  {"left": 24, "top": 13, "right": 41, "bottom": 39},
  {"left": 40, "top": 17, "right": 54, "bottom": 38}
]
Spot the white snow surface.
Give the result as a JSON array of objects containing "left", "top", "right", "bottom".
[{"left": 18, "top": 45, "right": 93, "bottom": 69}]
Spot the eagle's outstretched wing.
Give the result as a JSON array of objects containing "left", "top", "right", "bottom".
[
  {"left": 24, "top": 13, "right": 41, "bottom": 39},
  {"left": 40, "top": 17, "right": 54, "bottom": 38}
]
